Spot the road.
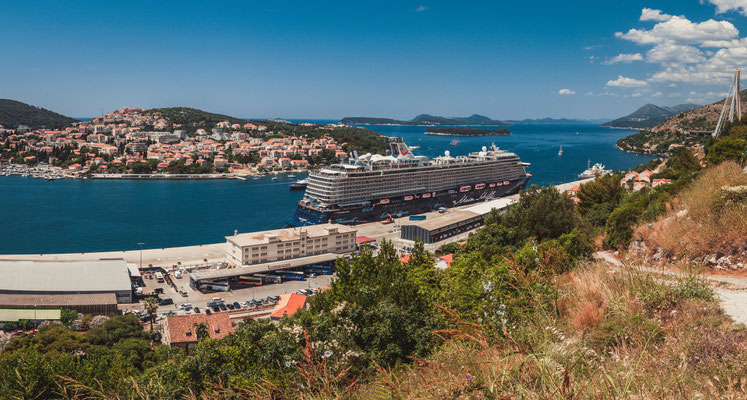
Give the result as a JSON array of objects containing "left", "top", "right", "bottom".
[{"left": 595, "top": 251, "right": 747, "bottom": 325}]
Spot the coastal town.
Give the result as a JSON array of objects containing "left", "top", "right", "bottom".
[{"left": 0, "top": 107, "right": 371, "bottom": 179}]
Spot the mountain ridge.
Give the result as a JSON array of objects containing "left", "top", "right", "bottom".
[{"left": 602, "top": 103, "right": 701, "bottom": 129}]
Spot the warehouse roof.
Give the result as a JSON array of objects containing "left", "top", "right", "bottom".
[
  {"left": 0, "top": 293, "right": 117, "bottom": 307},
  {"left": 0, "top": 308, "right": 61, "bottom": 322},
  {"left": 463, "top": 197, "right": 516, "bottom": 215},
  {"left": 0, "top": 259, "right": 131, "bottom": 293},
  {"left": 405, "top": 210, "right": 481, "bottom": 231}
]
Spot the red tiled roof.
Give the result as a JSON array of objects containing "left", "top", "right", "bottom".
[
  {"left": 270, "top": 293, "right": 307, "bottom": 319},
  {"left": 356, "top": 236, "right": 376, "bottom": 244},
  {"left": 165, "top": 313, "right": 233, "bottom": 344},
  {"left": 438, "top": 254, "right": 454, "bottom": 266}
]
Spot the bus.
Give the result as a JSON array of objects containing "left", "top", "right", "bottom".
[
  {"left": 254, "top": 274, "right": 282, "bottom": 284},
  {"left": 155, "top": 272, "right": 164, "bottom": 283},
  {"left": 237, "top": 276, "right": 263, "bottom": 286},
  {"left": 278, "top": 271, "right": 305, "bottom": 281},
  {"left": 304, "top": 265, "right": 332, "bottom": 275},
  {"left": 198, "top": 280, "right": 230, "bottom": 292}
]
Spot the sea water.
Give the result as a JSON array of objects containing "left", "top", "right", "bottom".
[{"left": 0, "top": 123, "right": 654, "bottom": 254}]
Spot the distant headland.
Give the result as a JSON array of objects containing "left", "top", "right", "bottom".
[
  {"left": 339, "top": 114, "right": 511, "bottom": 126},
  {"left": 424, "top": 127, "right": 510, "bottom": 136}
]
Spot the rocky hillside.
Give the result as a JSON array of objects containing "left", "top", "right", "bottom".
[
  {"left": 652, "top": 90, "right": 747, "bottom": 133},
  {"left": 0, "top": 99, "right": 77, "bottom": 130},
  {"left": 603, "top": 103, "right": 700, "bottom": 129}
]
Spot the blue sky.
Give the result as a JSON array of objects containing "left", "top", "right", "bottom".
[{"left": 4, "top": 0, "right": 747, "bottom": 120}]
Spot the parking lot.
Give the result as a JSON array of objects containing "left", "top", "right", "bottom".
[{"left": 121, "top": 269, "right": 332, "bottom": 316}]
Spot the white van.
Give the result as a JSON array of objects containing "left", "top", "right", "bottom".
[{"left": 174, "top": 270, "right": 183, "bottom": 279}]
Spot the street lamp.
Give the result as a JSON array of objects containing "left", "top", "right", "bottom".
[{"left": 137, "top": 242, "right": 145, "bottom": 269}]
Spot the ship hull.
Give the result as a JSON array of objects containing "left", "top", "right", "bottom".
[{"left": 286, "top": 175, "right": 530, "bottom": 226}]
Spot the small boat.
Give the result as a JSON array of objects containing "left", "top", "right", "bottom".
[
  {"left": 460, "top": 185, "right": 471, "bottom": 192},
  {"left": 288, "top": 174, "right": 297, "bottom": 178},
  {"left": 379, "top": 199, "right": 390, "bottom": 205},
  {"left": 576, "top": 132, "right": 580, "bottom": 135},
  {"left": 450, "top": 139, "right": 461, "bottom": 146},
  {"left": 289, "top": 179, "right": 308, "bottom": 190},
  {"left": 558, "top": 146, "right": 563, "bottom": 157},
  {"left": 578, "top": 160, "right": 612, "bottom": 179},
  {"left": 271, "top": 176, "right": 278, "bottom": 180},
  {"left": 474, "top": 183, "right": 486, "bottom": 190}
]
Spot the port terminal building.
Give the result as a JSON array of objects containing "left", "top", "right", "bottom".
[
  {"left": 0, "top": 259, "right": 133, "bottom": 314},
  {"left": 190, "top": 224, "right": 356, "bottom": 290},
  {"left": 399, "top": 197, "right": 517, "bottom": 246}
]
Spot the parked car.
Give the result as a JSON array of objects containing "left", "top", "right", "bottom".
[
  {"left": 205, "top": 308, "right": 212, "bottom": 315},
  {"left": 178, "top": 288, "right": 188, "bottom": 297},
  {"left": 194, "top": 307, "right": 201, "bottom": 314},
  {"left": 158, "top": 298, "right": 173, "bottom": 306},
  {"left": 226, "top": 304, "right": 235, "bottom": 310},
  {"left": 232, "top": 302, "right": 241, "bottom": 309},
  {"left": 219, "top": 303, "right": 227, "bottom": 311},
  {"left": 211, "top": 297, "right": 224, "bottom": 304},
  {"left": 211, "top": 305, "right": 220, "bottom": 312}
]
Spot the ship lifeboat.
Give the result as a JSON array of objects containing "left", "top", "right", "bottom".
[
  {"left": 496, "top": 182, "right": 503, "bottom": 186},
  {"left": 503, "top": 180, "right": 510, "bottom": 185},
  {"left": 489, "top": 183, "right": 495, "bottom": 188},
  {"left": 404, "top": 195, "right": 413, "bottom": 201},
  {"left": 460, "top": 185, "right": 472, "bottom": 192},
  {"left": 379, "top": 199, "right": 390, "bottom": 205},
  {"left": 422, "top": 193, "right": 431, "bottom": 199},
  {"left": 475, "top": 183, "right": 486, "bottom": 190}
]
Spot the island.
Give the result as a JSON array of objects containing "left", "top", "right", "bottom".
[
  {"left": 424, "top": 127, "right": 511, "bottom": 136},
  {"left": 340, "top": 113, "right": 511, "bottom": 126}
]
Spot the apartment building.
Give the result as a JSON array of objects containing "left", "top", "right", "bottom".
[{"left": 226, "top": 224, "right": 356, "bottom": 266}]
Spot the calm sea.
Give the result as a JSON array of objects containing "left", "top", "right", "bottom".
[{"left": 0, "top": 122, "right": 654, "bottom": 254}]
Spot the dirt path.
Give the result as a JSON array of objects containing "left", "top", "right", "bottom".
[{"left": 594, "top": 251, "right": 747, "bottom": 325}]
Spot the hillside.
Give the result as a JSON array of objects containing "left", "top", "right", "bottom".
[
  {"left": 615, "top": 95, "right": 747, "bottom": 154},
  {"left": 146, "top": 107, "right": 390, "bottom": 155},
  {"left": 0, "top": 99, "right": 77, "bottom": 130},
  {"left": 340, "top": 113, "right": 510, "bottom": 126},
  {"left": 602, "top": 103, "right": 700, "bottom": 129}
]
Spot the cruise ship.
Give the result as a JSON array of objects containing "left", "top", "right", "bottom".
[{"left": 287, "top": 138, "right": 532, "bottom": 226}]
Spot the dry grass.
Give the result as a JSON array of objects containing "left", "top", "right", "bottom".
[
  {"left": 634, "top": 161, "right": 747, "bottom": 265},
  {"left": 355, "top": 260, "right": 747, "bottom": 399}
]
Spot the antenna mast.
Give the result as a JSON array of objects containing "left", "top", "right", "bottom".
[{"left": 713, "top": 69, "right": 742, "bottom": 138}]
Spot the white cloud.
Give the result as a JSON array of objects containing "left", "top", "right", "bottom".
[
  {"left": 653, "top": 91, "right": 664, "bottom": 97},
  {"left": 669, "top": 83, "right": 677, "bottom": 87},
  {"left": 640, "top": 8, "right": 673, "bottom": 22},
  {"left": 583, "top": 44, "right": 603, "bottom": 50},
  {"left": 632, "top": 92, "right": 643, "bottom": 97},
  {"left": 604, "top": 53, "right": 644, "bottom": 64},
  {"left": 606, "top": 75, "right": 648, "bottom": 88},
  {"left": 585, "top": 91, "right": 594, "bottom": 96},
  {"left": 646, "top": 41, "right": 705, "bottom": 64},
  {"left": 708, "top": 0, "right": 747, "bottom": 16},
  {"left": 668, "top": 92, "right": 681, "bottom": 97},
  {"left": 615, "top": 15, "right": 738, "bottom": 45},
  {"left": 558, "top": 88, "right": 576, "bottom": 95},
  {"left": 416, "top": 5, "right": 429, "bottom": 12}
]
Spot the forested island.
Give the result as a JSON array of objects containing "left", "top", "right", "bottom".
[
  {"left": 340, "top": 113, "right": 510, "bottom": 126},
  {"left": 425, "top": 127, "right": 511, "bottom": 136}
]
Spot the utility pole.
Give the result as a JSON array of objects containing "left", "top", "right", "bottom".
[{"left": 137, "top": 242, "right": 145, "bottom": 269}]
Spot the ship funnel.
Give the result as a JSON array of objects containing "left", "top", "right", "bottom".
[{"left": 390, "top": 138, "right": 414, "bottom": 159}]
